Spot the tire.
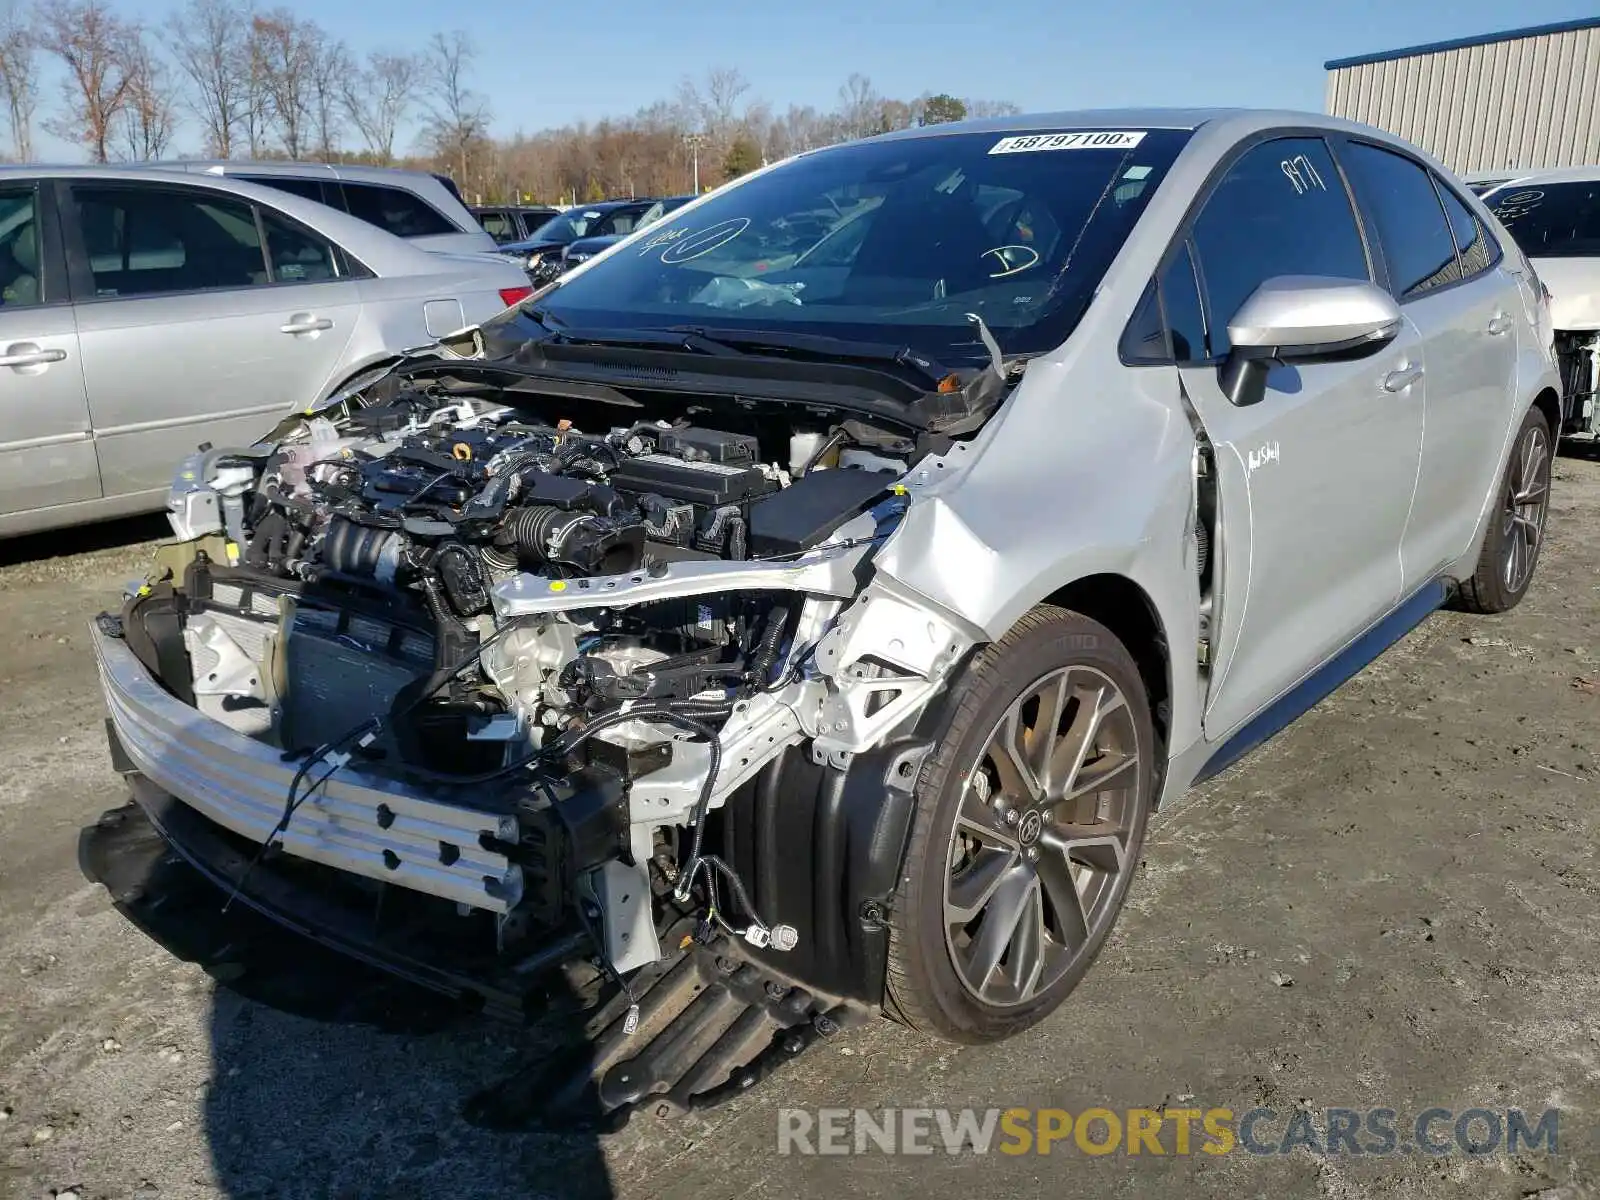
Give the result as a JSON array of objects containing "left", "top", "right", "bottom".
[
  {"left": 1454, "top": 406, "right": 1554, "bottom": 615},
  {"left": 883, "top": 606, "right": 1156, "bottom": 1044}
]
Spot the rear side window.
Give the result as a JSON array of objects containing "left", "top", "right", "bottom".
[
  {"left": 0, "top": 188, "right": 43, "bottom": 308},
  {"left": 1341, "top": 143, "right": 1461, "bottom": 299},
  {"left": 1189, "top": 137, "right": 1369, "bottom": 357},
  {"left": 478, "top": 211, "right": 515, "bottom": 241},
  {"left": 1436, "top": 178, "right": 1497, "bottom": 277},
  {"left": 73, "top": 186, "right": 268, "bottom": 298},
  {"left": 339, "top": 182, "right": 456, "bottom": 238},
  {"left": 240, "top": 174, "right": 335, "bottom": 208},
  {"left": 259, "top": 209, "right": 339, "bottom": 283}
]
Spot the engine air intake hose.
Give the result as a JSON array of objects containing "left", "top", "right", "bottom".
[{"left": 496, "top": 505, "right": 646, "bottom": 575}]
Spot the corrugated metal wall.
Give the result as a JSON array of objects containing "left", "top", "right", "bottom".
[{"left": 1326, "top": 26, "right": 1600, "bottom": 172}]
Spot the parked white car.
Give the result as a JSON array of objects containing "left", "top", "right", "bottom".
[
  {"left": 0, "top": 166, "right": 533, "bottom": 537},
  {"left": 1480, "top": 166, "right": 1600, "bottom": 441}
]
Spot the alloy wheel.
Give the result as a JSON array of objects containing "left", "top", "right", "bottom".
[
  {"left": 1502, "top": 422, "right": 1551, "bottom": 593},
  {"left": 943, "top": 665, "right": 1143, "bottom": 1008}
]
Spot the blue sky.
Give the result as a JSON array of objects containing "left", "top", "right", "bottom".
[{"left": 33, "top": 0, "right": 1600, "bottom": 159}]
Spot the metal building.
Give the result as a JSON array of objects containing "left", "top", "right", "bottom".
[{"left": 1325, "top": 17, "right": 1600, "bottom": 174}]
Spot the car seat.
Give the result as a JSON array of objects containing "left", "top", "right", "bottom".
[{"left": 0, "top": 221, "right": 39, "bottom": 306}]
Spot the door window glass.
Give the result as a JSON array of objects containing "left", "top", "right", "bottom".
[
  {"left": 1121, "top": 241, "right": 1206, "bottom": 364},
  {"left": 1342, "top": 143, "right": 1462, "bottom": 298},
  {"left": 479, "top": 211, "right": 515, "bottom": 241},
  {"left": 260, "top": 209, "right": 339, "bottom": 282},
  {"left": 240, "top": 174, "right": 333, "bottom": 207},
  {"left": 73, "top": 186, "right": 268, "bottom": 298},
  {"left": 338, "top": 182, "right": 455, "bottom": 238},
  {"left": 1435, "top": 177, "right": 1496, "bottom": 278},
  {"left": 0, "top": 189, "right": 42, "bottom": 308},
  {"left": 1190, "top": 137, "right": 1369, "bottom": 356}
]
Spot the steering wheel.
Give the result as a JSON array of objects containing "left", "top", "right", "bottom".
[{"left": 982, "top": 244, "right": 1040, "bottom": 279}]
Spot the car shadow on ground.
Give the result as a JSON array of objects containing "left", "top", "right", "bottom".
[
  {"left": 79, "top": 807, "right": 618, "bottom": 1200},
  {"left": 0, "top": 513, "right": 171, "bottom": 569}
]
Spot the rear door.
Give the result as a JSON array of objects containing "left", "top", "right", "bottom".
[
  {"left": 1337, "top": 140, "right": 1521, "bottom": 583},
  {"left": 64, "top": 181, "right": 361, "bottom": 499},
  {"left": 0, "top": 180, "right": 99, "bottom": 519},
  {"left": 1164, "top": 135, "right": 1426, "bottom": 739}
]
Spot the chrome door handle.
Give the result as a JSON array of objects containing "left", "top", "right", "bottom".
[
  {"left": 0, "top": 344, "right": 67, "bottom": 368},
  {"left": 1382, "top": 362, "right": 1424, "bottom": 393},
  {"left": 1486, "top": 312, "right": 1514, "bottom": 336},
  {"left": 280, "top": 315, "right": 333, "bottom": 335}
]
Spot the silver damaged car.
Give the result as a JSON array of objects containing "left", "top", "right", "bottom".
[{"left": 89, "top": 109, "right": 1559, "bottom": 1121}]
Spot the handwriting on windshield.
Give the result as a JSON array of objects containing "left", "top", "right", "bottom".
[{"left": 637, "top": 217, "right": 752, "bottom": 264}]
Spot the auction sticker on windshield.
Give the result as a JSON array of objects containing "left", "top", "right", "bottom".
[{"left": 989, "top": 131, "right": 1147, "bottom": 154}]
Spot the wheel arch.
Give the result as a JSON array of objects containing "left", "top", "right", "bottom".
[
  {"left": 1532, "top": 385, "right": 1561, "bottom": 439},
  {"left": 1039, "top": 573, "right": 1173, "bottom": 765}
]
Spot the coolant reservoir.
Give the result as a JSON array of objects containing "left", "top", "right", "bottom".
[
  {"left": 838, "top": 447, "right": 906, "bottom": 475},
  {"left": 789, "top": 431, "right": 839, "bottom": 476}
]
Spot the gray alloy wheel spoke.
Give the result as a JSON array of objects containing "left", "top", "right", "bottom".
[
  {"left": 1007, "top": 887, "right": 1049, "bottom": 1001},
  {"left": 961, "top": 868, "right": 1037, "bottom": 994},
  {"left": 947, "top": 848, "right": 1021, "bottom": 924},
  {"left": 1502, "top": 426, "right": 1549, "bottom": 594},
  {"left": 1060, "top": 749, "right": 1138, "bottom": 807},
  {"left": 955, "top": 779, "right": 1017, "bottom": 849},
  {"left": 990, "top": 707, "right": 1042, "bottom": 804},
  {"left": 943, "top": 663, "right": 1142, "bottom": 1008},
  {"left": 1024, "top": 671, "right": 1073, "bottom": 791},
  {"left": 1034, "top": 848, "right": 1089, "bottom": 952}
]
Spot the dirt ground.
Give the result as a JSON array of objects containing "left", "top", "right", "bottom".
[{"left": 1, "top": 456, "right": 1598, "bottom": 1200}]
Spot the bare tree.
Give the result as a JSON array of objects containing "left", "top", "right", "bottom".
[
  {"left": 422, "top": 30, "right": 488, "bottom": 187},
  {"left": 39, "top": 0, "right": 135, "bottom": 162},
  {"left": 251, "top": 9, "right": 316, "bottom": 157},
  {"left": 837, "top": 72, "right": 880, "bottom": 141},
  {"left": 342, "top": 50, "right": 418, "bottom": 165},
  {"left": 117, "top": 32, "right": 176, "bottom": 160},
  {"left": 307, "top": 28, "right": 348, "bottom": 158},
  {"left": 0, "top": 2, "right": 37, "bottom": 160},
  {"left": 167, "top": 0, "right": 249, "bottom": 158},
  {"left": 242, "top": 21, "right": 270, "bottom": 156}
]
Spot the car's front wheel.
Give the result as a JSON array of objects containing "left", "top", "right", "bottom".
[{"left": 884, "top": 606, "right": 1156, "bottom": 1044}]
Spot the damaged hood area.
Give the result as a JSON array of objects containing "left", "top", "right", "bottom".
[{"left": 108, "top": 347, "right": 1001, "bottom": 985}]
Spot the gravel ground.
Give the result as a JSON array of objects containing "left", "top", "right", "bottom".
[{"left": 1, "top": 457, "right": 1598, "bottom": 1200}]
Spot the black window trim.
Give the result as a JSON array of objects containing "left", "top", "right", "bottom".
[
  {"left": 0, "top": 178, "right": 71, "bottom": 311},
  {"left": 1331, "top": 134, "right": 1503, "bottom": 306},
  {"left": 59, "top": 179, "right": 359, "bottom": 304},
  {"left": 1119, "top": 126, "right": 1380, "bottom": 368}
]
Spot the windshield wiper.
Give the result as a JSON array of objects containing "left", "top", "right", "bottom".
[
  {"left": 527, "top": 322, "right": 748, "bottom": 357},
  {"left": 662, "top": 325, "right": 952, "bottom": 387}
]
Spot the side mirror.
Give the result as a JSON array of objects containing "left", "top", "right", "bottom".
[{"left": 1218, "top": 276, "right": 1402, "bottom": 406}]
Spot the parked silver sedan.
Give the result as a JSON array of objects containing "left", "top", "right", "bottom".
[{"left": 0, "top": 167, "right": 534, "bottom": 537}]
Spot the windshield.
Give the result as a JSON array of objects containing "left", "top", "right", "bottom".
[
  {"left": 499, "top": 128, "right": 1191, "bottom": 363},
  {"left": 1487, "top": 181, "right": 1600, "bottom": 256}
]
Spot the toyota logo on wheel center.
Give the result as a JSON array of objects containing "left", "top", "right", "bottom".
[{"left": 1018, "top": 810, "right": 1044, "bottom": 846}]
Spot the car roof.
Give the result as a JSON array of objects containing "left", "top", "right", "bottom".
[
  {"left": 161, "top": 159, "right": 446, "bottom": 185},
  {"left": 853, "top": 107, "right": 1397, "bottom": 148},
  {"left": 0, "top": 163, "right": 443, "bottom": 275}
]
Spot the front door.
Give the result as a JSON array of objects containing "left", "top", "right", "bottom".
[
  {"left": 63, "top": 181, "right": 361, "bottom": 500},
  {"left": 1168, "top": 136, "right": 1426, "bottom": 740},
  {"left": 0, "top": 181, "right": 99, "bottom": 521}
]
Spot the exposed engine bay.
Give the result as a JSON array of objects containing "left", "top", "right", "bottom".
[
  {"left": 114, "top": 357, "right": 986, "bottom": 1040},
  {"left": 1554, "top": 331, "right": 1600, "bottom": 440}
]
